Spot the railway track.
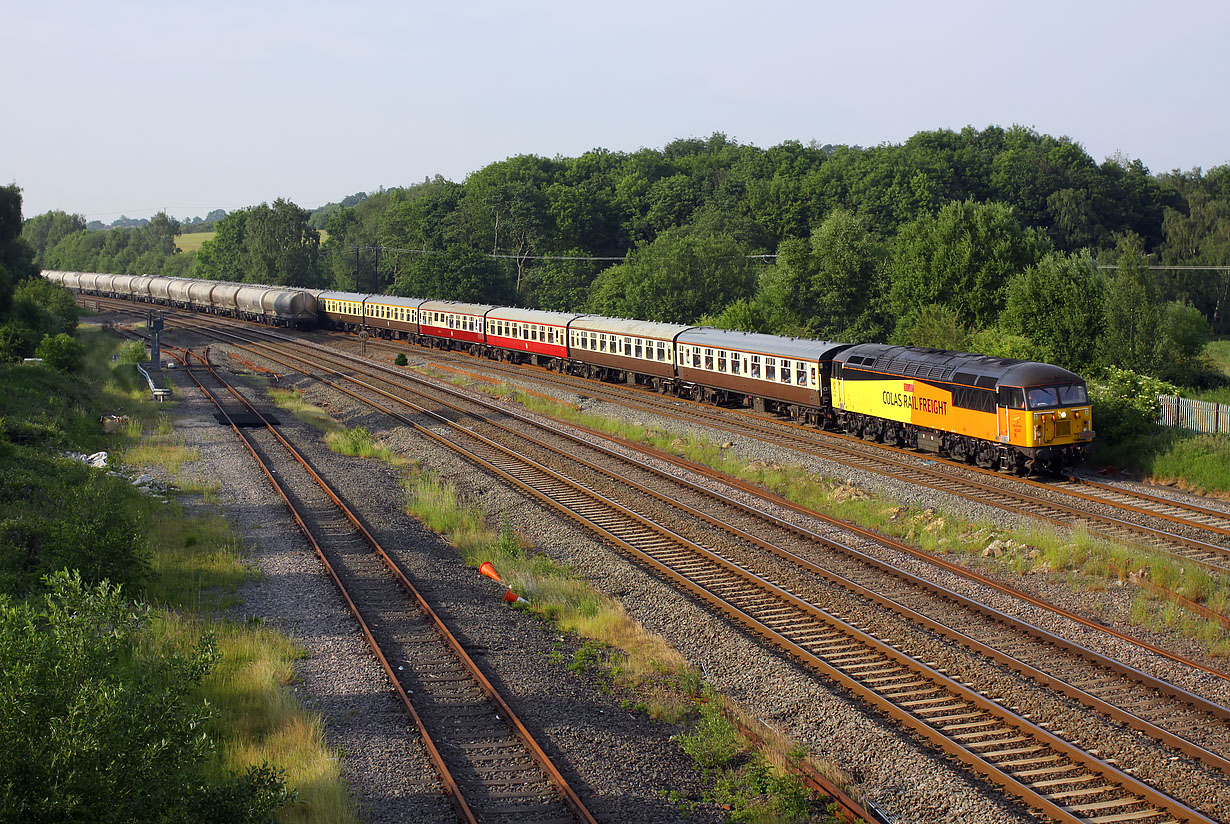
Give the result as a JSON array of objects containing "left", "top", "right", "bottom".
[
  {"left": 343, "top": 334, "right": 1230, "bottom": 575},
  {"left": 137, "top": 316, "right": 1230, "bottom": 823},
  {"left": 165, "top": 340, "right": 597, "bottom": 824}
]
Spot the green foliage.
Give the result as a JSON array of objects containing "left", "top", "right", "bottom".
[
  {"left": 587, "top": 228, "right": 758, "bottom": 322},
  {"left": 116, "top": 339, "right": 148, "bottom": 364},
  {"left": 674, "top": 700, "right": 816, "bottom": 823},
  {"left": 34, "top": 333, "right": 85, "bottom": 372},
  {"left": 1155, "top": 301, "right": 1213, "bottom": 385},
  {"left": 20, "top": 210, "right": 87, "bottom": 265},
  {"left": 1101, "top": 234, "right": 1162, "bottom": 373},
  {"left": 966, "top": 326, "right": 1039, "bottom": 360},
  {"left": 891, "top": 303, "right": 970, "bottom": 350},
  {"left": 39, "top": 211, "right": 182, "bottom": 277},
  {"left": 1001, "top": 250, "right": 1105, "bottom": 370},
  {"left": 887, "top": 199, "right": 1051, "bottom": 331},
  {"left": 1088, "top": 366, "right": 1178, "bottom": 443},
  {"left": 394, "top": 352, "right": 408, "bottom": 366},
  {"left": 769, "top": 207, "right": 886, "bottom": 340},
  {"left": 0, "top": 571, "right": 292, "bottom": 824}
]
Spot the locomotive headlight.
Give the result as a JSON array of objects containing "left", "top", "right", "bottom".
[{"left": 1060, "top": 411, "right": 1068, "bottom": 419}]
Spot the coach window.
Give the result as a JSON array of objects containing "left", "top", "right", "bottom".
[
  {"left": 765, "top": 357, "right": 776, "bottom": 381},
  {"left": 656, "top": 341, "right": 666, "bottom": 361},
  {"left": 717, "top": 350, "right": 727, "bottom": 372},
  {"left": 633, "top": 339, "right": 642, "bottom": 358},
  {"left": 598, "top": 334, "right": 607, "bottom": 352},
  {"left": 781, "top": 359, "right": 792, "bottom": 384},
  {"left": 797, "top": 363, "right": 808, "bottom": 385},
  {"left": 810, "top": 367, "right": 817, "bottom": 387},
  {"left": 750, "top": 355, "right": 761, "bottom": 379},
  {"left": 704, "top": 348, "right": 714, "bottom": 370},
  {"left": 731, "top": 351, "right": 741, "bottom": 374},
  {"left": 692, "top": 348, "right": 701, "bottom": 367}
]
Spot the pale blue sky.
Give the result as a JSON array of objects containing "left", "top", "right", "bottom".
[{"left": 6, "top": 0, "right": 1228, "bottom": 221}]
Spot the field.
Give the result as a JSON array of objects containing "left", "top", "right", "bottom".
[
  {"left": 176, "top": 229, "right": 328, "bottom": 254},
  {"left": 177, "top": 231, "right": 215, "bottom": 253}
]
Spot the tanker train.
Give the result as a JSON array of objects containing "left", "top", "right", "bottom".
[{"left": 45, "top": 270, "right": 1093, "bottom": 473}]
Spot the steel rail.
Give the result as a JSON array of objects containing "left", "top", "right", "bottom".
[
  {"left": 161, "top": 327, "right": 1218, "bottom": 823},
  {"left": 170, "top": 344, "right": 597, "bottom": 824},
  {"left": 217, "top": 332, "right": 1230, "bottom": 776}
]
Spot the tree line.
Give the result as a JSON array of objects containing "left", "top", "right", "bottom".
[{"left": 19, "top": 125, "right": 1230, "bottom": 387}]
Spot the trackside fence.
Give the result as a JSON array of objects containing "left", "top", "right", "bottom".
[{"left": 1157, "top": 394, "right": 1230, "bottom": 435}]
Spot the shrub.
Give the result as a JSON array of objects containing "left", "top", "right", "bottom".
[
  {"left": 116, "top": 339, "right": 147, "bottom": 364},
  {"left": 0, "top": 571, "right": 293, "bottom": 824},
  {"left": 35, "top": 332, "right": 85, "bottom": 372},
  {"left": 1088, "top": 366, "right": 1178, "bottom": 444},
  {"left": 394, "top": 352, "right": 408, "bottom": 366}
]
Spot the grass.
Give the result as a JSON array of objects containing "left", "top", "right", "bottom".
[
  {"left": 178, "top": 230, "right": 328, "bottom": 255},
  {"left": 88, "top": 331, "right": 358, "bottom": 823},
  {"left": 177, "top": 231, "right": 215, "bottom": 253},
  {"left": 1204, "top": 339, "right": 1230, "bottom": 375},
  {"left": 444, "top": 373, "right": 1230, "bottom": 657},
  {"left": 1096, "top": 428, "right": 1230, "bottom": 496},
  {"left": 673, "top": 697, "right": 829, "bottom": 824}
]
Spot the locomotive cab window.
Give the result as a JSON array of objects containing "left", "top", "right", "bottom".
[{"left": 998, "top": 387, "right": 1025, "bottom": 409}]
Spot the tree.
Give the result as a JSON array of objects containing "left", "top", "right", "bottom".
[
  {"left": 1101, "top": 234, "right": 1161, "bottom": 374},
  {"left": 769, "top": 208, "right": 885, "bottom": 340},
  {"left": 891, "top": 303, "right": 970, "bottom": 350},
  {"left": 195, "top": 210, "right": 248, "bottom": 281},
  {"left": 243, "top": 199, "right": 320, "bottom": 287},
  {"left": 20, "top": 210, "right": 87, "bottom": 263},
  {"left": 1154, "top": 301, "right": 1212, "bottom": 385},
  {"left": 586, "top": 229, "right": 758, "bottom": 323},
  {"left": 1001, "top": 251, "right": 1106, "bottom": 371},
  {"left": 887, "top": 199, "right": 1050, "bottom": 333}
]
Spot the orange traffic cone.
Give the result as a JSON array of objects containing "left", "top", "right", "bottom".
[
  {"left": 503, "top": 588, "right": 529, "bottom": 605},
  {"left": 479, "top": 562, "right": 501, "bottom": 582}
]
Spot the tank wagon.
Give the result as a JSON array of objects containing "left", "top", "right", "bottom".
[
  {"left": 46, "top": 270, "right": 318, "bottom": 327},
  {"left": 47, "top": 270, "right": 1094, "bottom": 472}
]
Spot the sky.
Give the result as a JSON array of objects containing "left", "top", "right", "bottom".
[{"left": 5, "top": 0, "right": 1229, "bottom": 222}]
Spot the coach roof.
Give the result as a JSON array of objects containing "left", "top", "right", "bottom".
[{"left": 678, "top": 328, "right": 851, "bottom": 361}]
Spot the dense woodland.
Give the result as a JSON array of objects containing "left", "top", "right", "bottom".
[{"left": 18, "top": 126, "right": 1230, "bottom": 390}]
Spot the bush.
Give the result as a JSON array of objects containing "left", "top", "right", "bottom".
[
  {"left": 0, "top": 322, "right": 37, "bottom": 362},
  {"left": 116, "top": 339, "right": 147, "bottom": 365},
  {"left": 35, "top": 333, "right": 85, "bottom": 372},
  {"left": 1088, "top": 366, "right": 1178, "bottom": 444},
  {"left": 0, "top": 571, "right": 293, "bottom": 824},
  {"left": 394, "top": 352, "right": 407, "bottom": 366}
]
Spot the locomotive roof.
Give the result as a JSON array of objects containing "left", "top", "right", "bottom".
[
  {"left": 486, "top": 307, "right": 585, "bottom": 325},
  {"left": 677, "top": 328, "right": 852, "bottom": 361},
  {"left": 838, "top": 343, "right": 1085, "bottom": 388},
  {"left": 569, "top": 315, "right": 694, "bottom": 339}
]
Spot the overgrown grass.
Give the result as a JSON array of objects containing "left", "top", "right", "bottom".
[
  {"left": 89, "top": 331, "right": 357, "bottom": 823},
  {"left": 1095, "top": 428, "right": 1230, "bottom": 496},
  {"left": 673, "top": 696, "right": 832, "bottom": 823},
  {"left": 455, "top": 377, "right": 1230, "bottom": 656},
  {"left": 269, "top": 387, "right": 342, "bottom": 433},
  {"left": 1204, "top": 339, "right": 1230, "bottom": 375},
  {"left": 403, "top": 468, "right": 697, "bottom": 720},
  {"left": 324, "top": 425, "right": 406, "bottom": 465}
]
